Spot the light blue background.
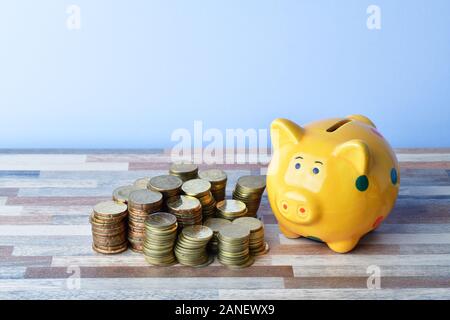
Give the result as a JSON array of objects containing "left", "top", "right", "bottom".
[{"left": 0, "top": 0, "right": 449, "bottom": 148}]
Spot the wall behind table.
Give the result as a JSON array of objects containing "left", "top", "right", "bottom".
[{"left": 0, "top": 0, "right": 449, "bottom": 148}]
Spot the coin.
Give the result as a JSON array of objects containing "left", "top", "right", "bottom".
[
  {"left": 93, "top": 201, "right": 128, "bottom": 217},
  {"left": 112, "top": 185, "right": 140, "bottom": 203},
  {"left": 174, "top": 225, "right": 213, "bottom": 267},
  {"left": 232, "top": 175, "right": 266, "bottom": 218},
  {"left": 232, "top": 217, "right": 268, "bottom": 256},
  {"left": 148, "top": 175, "right": 183, "bottom": 193},
  {"left": 145, "top": 212, "right": 177, "bottom": 229},
  {"left": 128, "top": 189, "right": 163, "bottom": 207},
  {"left": 182, "top": 225, "right": 213, "bottom": 242},
  {"left": 198, "top": 169, "right": 227, "bottom": 183},
  {"left": 169, "top": 163, "right": 199, "bottom": 182},
  {"left": 215, "top": 199, "right": 247, "bottom": 221},
  {"left": 181, "top": 179, "right": 211, "bottom": 197},
  {"left": 134, "top": 177, "right": 150, "bottom": 189}
]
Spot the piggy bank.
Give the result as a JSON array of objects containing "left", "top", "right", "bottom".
[{"left": 267, "top": 115, "right": 399, "bottom": 253}]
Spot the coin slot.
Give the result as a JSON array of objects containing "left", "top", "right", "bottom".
[{"left": 326, "top": 119, "right": 352, "bottom": 132}]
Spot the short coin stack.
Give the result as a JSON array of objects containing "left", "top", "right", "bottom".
[
  {"left": 169, "top": 163, "right": 199, "bottom": 182},
  {"left": 217, "top": 224, "right": 254, "bottom": 268},
  {"left": 148, "top": 175, "right": 183, "bottom": 209},
  {"left": 215, "top": 199, "right": 248, "bottom": 221},
  {"left": 167, "top": 195, "right": 203, "bottom": 228},
  {"left": 182, "top": 179, "right": 216, "bottom": 221},
  {"left": 233, "top": 217, "right": 269, "bottom": 256},
  {"left": 90, "top": 201, "right": 128, "bottom": 254},
  {"left": 143, "top": 212, "right": 178, "bottom": 266},
  {"left": 198, "top": 169, "right": 227, "bottom": 202},
  {"left": 174, "top": 225, "right": 214, "bottom": 267},
  {"left": 113, "top": 185, "right": 141, "bottom": 203},
  {"left": 127, "top": 189, "right": 163, "bottom": 252},
  {"left": 203, "top": 218, "right": 231, "bottom": 253},
  {"left": 232, "top": 175, "right": 266, "bottom": 218}
]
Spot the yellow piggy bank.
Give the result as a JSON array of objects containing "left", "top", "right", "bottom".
[{"left": 267, "top": 115, "right": 400, "bottom": 253}]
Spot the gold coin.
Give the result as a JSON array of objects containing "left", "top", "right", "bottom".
[
  {"left": 112, "top": 185, "right": 140, "bottom": 203},
  {"left": 148, "top": 175, "right": 183, "bottom": 192},
  {"left": 181, "top": 225, "right": 213, "bottom": 241},
  {"left": 204, "top": 218, "right": 231, "bottom": 232},
  {"left": 93, "top": 201, "right": 127, "bottom": 217},
  {"left": 170, "top": 163, "right": 198, "bottom": 175},
  {"left": 133, "top": 177, "right": 150, "bottom": 189},
  {"left": 232, "top": 217, "right": 263, "bottom": 232},
  {"left": 145, "top": 212, "right": 177, "bottom": 228},
  {"left": 218, "top": 224, "right": 250, "bottom": 242},
  {"left": 167, "top": 195, "right": 201, "bottom": 212},
  {"left": 216, "top": 200, "right": 246, "bottom": 214},
  {"left": 92, "top": 242, "right": 128, "bottom": 254},
  {"left": 129, "top": 189, "right": 163, "bottom": 206},
  {"left": 181, "top": 179, "right": 211, "bottom": 197},
  {"left": 198, "top": 169, "right": 227, "bottom": 183},
  {"left": 236, "top": 175, "right": 266, "bottom": 192}
]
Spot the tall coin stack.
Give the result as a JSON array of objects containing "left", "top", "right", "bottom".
[
  {"left": 143, "top": 212, "right": 178, "bottom": 266},
  {"left": 203, "top": 217, "right": 231, "bottom": 253},
  {"left": 232, "top": 175, "right": 266, "bottom": 218},
  {"left": 217, "top": 224, "right": 254, "bottom": 269},
  {"left": 127, "top": 189, "right": 163, "bottom": 252},
  {"left": 148, "top": 175, "right": 183, "bottom": 209},
  {"left": 169, "top": 163, "right": 199, "bottom": 182},
  {"left": 167, "top": 195, "right": 203, "bottom": 228},
  {"left": 233, "top": 217, "right": 269, "bottom": 256},
  {"left": 91, "top": 201, "right": 128, "bottom": 254},
  {"left": 215, "top": 199, "right": 248, "bottom": 221},
  {"left": 182, "top": 179, "right": 216, "bottom": 221},
  {"left": 198, "top": 169, "right": 227, "bottom": 202},
  {"left": 174, "top": 225, "right": 213, "bottom": 267}
]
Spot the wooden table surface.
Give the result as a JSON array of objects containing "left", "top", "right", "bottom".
[{"left": 0, "top": 149, "right": 449, "bottom": 300}]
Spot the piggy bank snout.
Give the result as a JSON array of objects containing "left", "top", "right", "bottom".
[{"left": 278, "top": 192, "right": 319, "bottom": 225}]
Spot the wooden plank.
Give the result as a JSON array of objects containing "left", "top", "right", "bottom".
[
  {"left": 397, "top": 154, "right": 450, "bottom": 162},
  {"left": 0, "top": 179, "right": 97, "bottom": 188},
  {"left": 6, "top": 197, "right": 109, "bottom": 206},
  {"left": 279, "top": 233, "right": 450, "bottom": 245},
  {"left": 26, "top": 266, "right": 294, "bottom": 279},
  {"left": 0, "top": 256, "right": 52, "bottom": 267},
  {"left": 400, "top": 162, "right": 450, "bottom": 169},
  {"left": 218, "top": 288, "right": 450, "bottom": 300},
  {"left": 0, "top": 188, "right": 18, "bottom": 197},
  {"left": 0, "top": 288, "right": 218, "bottom": 300},
  {"left": 0, "top": 246, "right": 13, "bottom": 256},
  {"left": 292, "top": 265, "right": 450, "bottom": 278},
  {"left": 0, "top": 215, "right": 53, "bottom": 225},
  {"left": 269, "top": 254, "right": 450, "bottom": 267},
  {"left": 0, "top": 225, "right": 90, "bottom": 236},
  {"left": 283, "top": 277, "right": 450, "bottom": 289},
  {"left": 0, "top": 267, "right": 26, "bottom": 279}
]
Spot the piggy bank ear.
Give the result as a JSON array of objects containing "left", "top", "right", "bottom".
[
  {"left": 333, "top": 139, "right": 370, "bottom": 174},
  {"left": 346, "top": 114, "right": 376, "bottom": 128},
  {"left": 270, "top": 118, "right": 304, "bottom": 151}
]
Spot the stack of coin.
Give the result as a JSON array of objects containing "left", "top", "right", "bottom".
[
  {"left": 174, "top": 225, "right": 213, "bottom": 267},
  {"left": 143, "top": 212, "right": 178, "bottom": 266},
  {"left": 215, "top": 199, "right": 248, "bottom": 221},
  {"left": 169, "top": 163, "right": 199, "bottom": 182},
  {"left": 232, "top": 175, "right": 266, "bottom": 217},
  {"left": 134, "top": 177, "right": 150, "bottom": 189},
  {"left": 198, "top": 169, "right": 227, "bottom": 202},
  {"left": 112, "top": 185, "right": 141, "bottom": 204},
  {"left": 91, "top": 201, "right": 128, "bottom": 254},
  {"left": 167, "top": 195, "right": 203, "bottom": 228},
  {"left": 203, "top": 217, "right": 231, "bottom": 253},
  {"left": 127, "top": 189, "right": 163, "bottom": 252},
  {"left": 181, "top": 179, "right": 216, "bottom": 221},
  {"left": 148, "top": 175, "right": 183, "bottom": 209},
  {"left": 233, "top": 217, "right": 269, "bottom": 256},
  {"left": 217, "top": 224, "right": 254, "bottom": 268}
]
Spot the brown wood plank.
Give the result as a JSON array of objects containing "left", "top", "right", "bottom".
[
  {"left": 6, "top": 197, "right": 109, "bottom": 206},
  {"left": 0, "top": 188, "right": 19, "bottom": 197}
]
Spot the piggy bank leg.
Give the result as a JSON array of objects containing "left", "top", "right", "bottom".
[
  {"left": 326, "top": 238, "right": 360, "bottom": 253},
  {"left": 279, "top": 224, "right": 301, "bottom": 239}
]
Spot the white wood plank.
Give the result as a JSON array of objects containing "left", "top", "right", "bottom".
[
  {"left": 0, "top": 225, "right": 90, "bottom": 236},
  {"left": 279, "top": 233, "right": 450, "bottom": 245},
  {"left": 0, "top": 155, "right": 87, "bottom": 164},
  {"left": 269, "top": 254, "right": 450, "bottom": 267},
  {"left": 0, "top": 163, "right": 128, "bottom": 171},
  {"left": 219, "top": 288, "right": 450, "bottom": 300},
  {"left": 0, "top": 179, "right": 98, "bottom": 188},
  {"left": 401, "top": 186, "right": 450, "bottom": 196}
]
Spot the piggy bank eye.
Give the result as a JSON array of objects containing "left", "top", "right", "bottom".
[
  {"left": 312, "top": 167, "right": 320, "bottom": 174},
  {"left": 295, "top": 163, "right": 301, "bottom": 170}
]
